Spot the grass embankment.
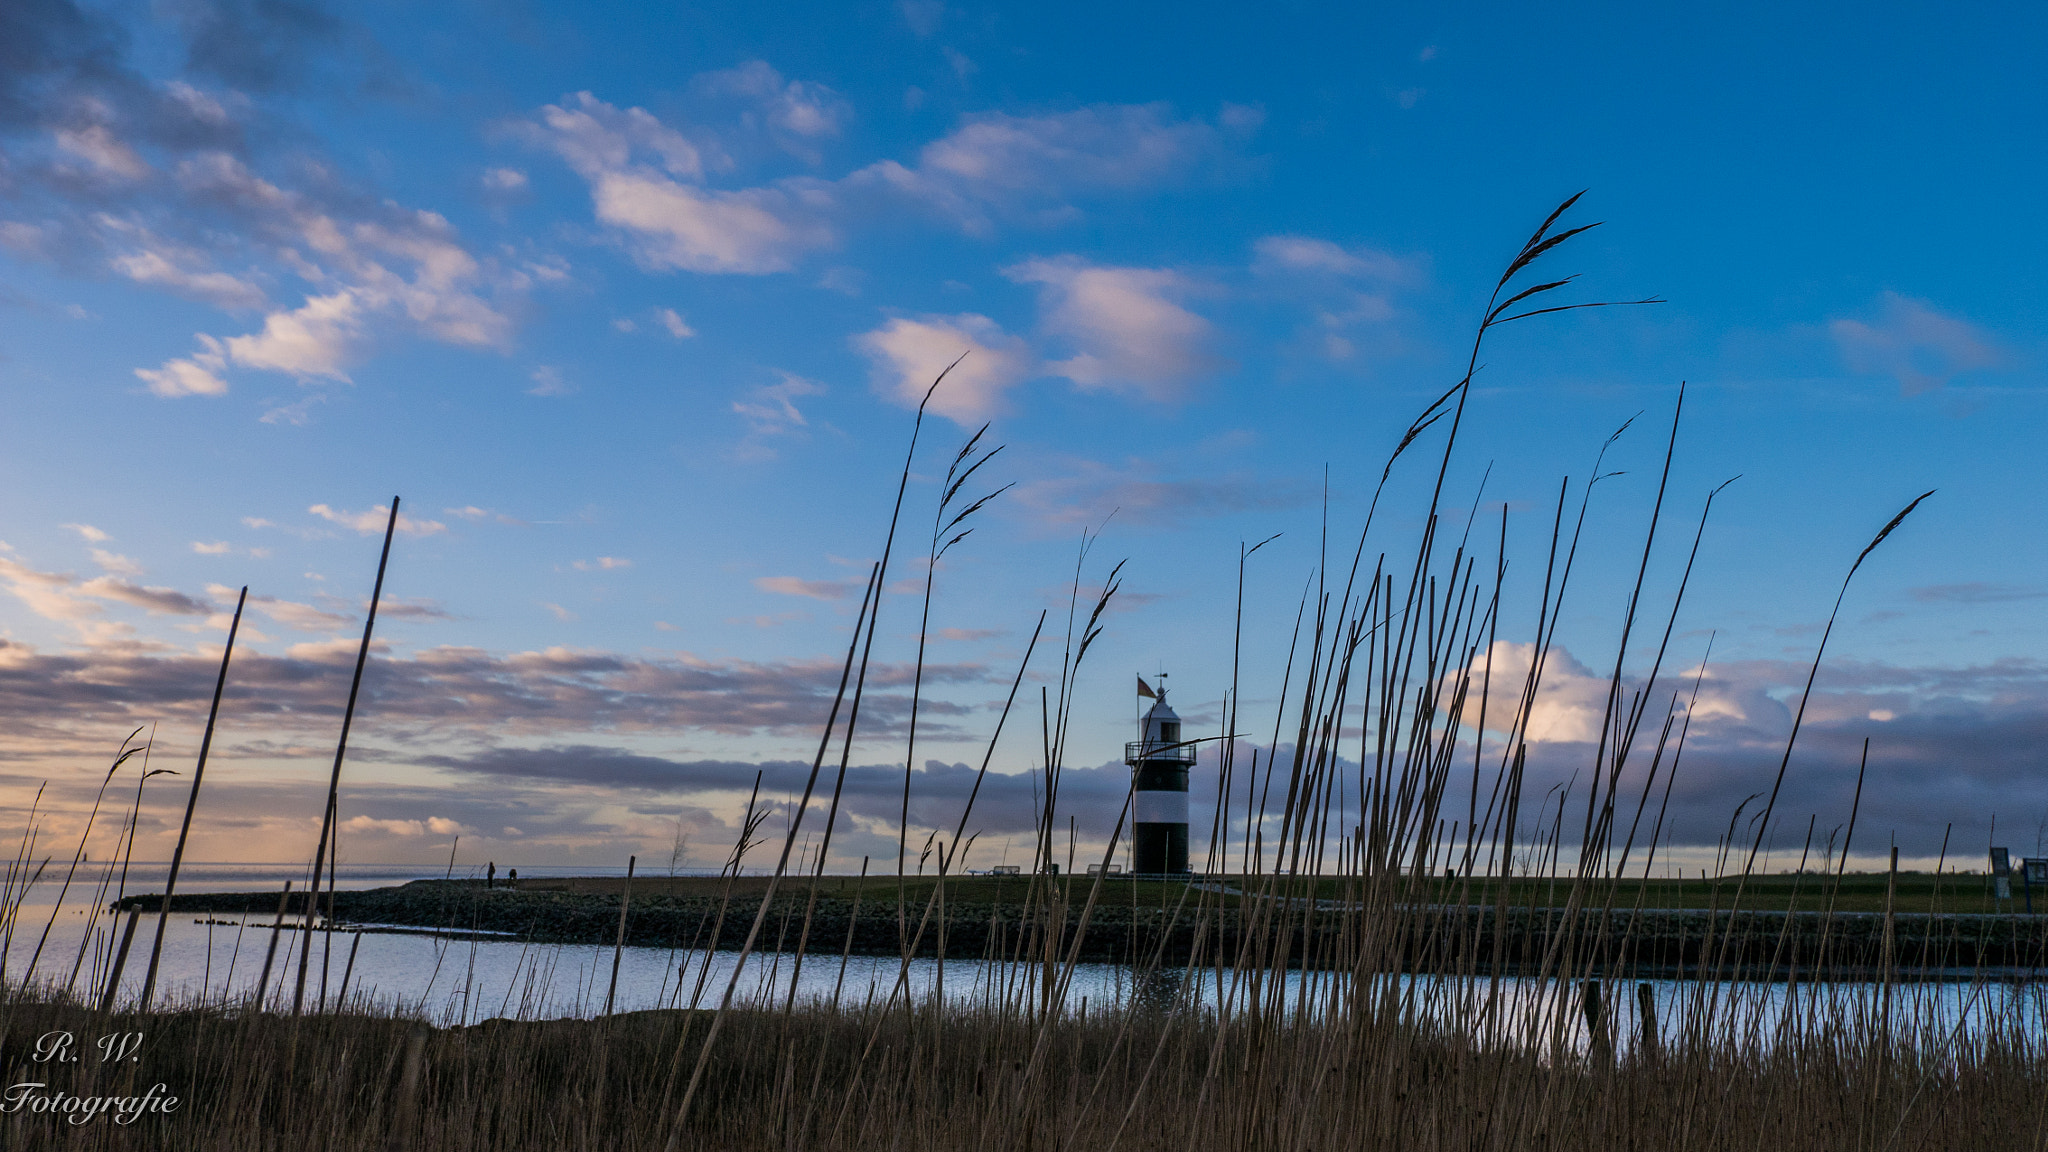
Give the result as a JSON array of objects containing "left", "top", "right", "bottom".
[
  {"left": 444, "top": 871, "right": 2022, "bottom": 914},
  {"left": 124, "top": 872, "right": 2048, "bottom": 976}
]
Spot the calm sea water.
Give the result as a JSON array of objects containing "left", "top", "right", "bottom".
[{"left": 5, "top": 863, "right": 2041, "bottom": 1051}]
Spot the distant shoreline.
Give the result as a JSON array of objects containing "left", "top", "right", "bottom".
[{"left": 116, "top": 877, "right": 2048, "bottom": 980}]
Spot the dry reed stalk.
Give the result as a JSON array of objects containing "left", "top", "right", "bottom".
[
  {"left": 22, "top": 731, "right": 144, "bottom": 986},
  {"left": 604, "top": 855, "right": 635, "bottom": 1015},
  {"left": 96, "top": 905, "right": 140, "bottom": 1012},
  {"left": 665, "top": 560, "right": 883, "bottom": 1144},
  {"left": 253, "top": 880, "right": 293, "bottom": 1011},
  {"left": 140, "top": 585, "right": 247, "bottom": 1011},
  {"left": 337, "top": 930, "right": 362, "bottom": 1009},
  {"left": 67, "top": 738, "right": 166, "bottom": 998},
  {"left": 295, "top": 499, "right": 401, "bottom": 1016},
  {"left": 380, "top": 1025, "right": 427, "bottom": 1152}
]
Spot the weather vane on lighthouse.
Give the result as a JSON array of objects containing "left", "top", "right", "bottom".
[{"left": 1128, "top": 673, "right": 1194, "bottom": 874}]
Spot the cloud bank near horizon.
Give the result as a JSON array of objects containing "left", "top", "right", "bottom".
[{"left": 2, "top": 627, "right": 2039, "bottom": 866}]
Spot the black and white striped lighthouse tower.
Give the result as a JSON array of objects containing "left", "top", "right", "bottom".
[{"left": 1126, "top": 677, "right": 1194, "bottom": 874}]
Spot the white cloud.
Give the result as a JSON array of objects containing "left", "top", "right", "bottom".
[
  {"left": 754, "top": 575, "right": 859, "bottom": 600},
  {"left": 529, "top": 91, "right": 706, "bottom": 181},
  {"left": 77, "top": 576, "right": 210, "bottom": 616},
  {"left": 542, "top": 602, "right": 577, "bottom": 621},
  {"left": 342, "top": 815, "right": 466, "bottom": 837},
  {"left": 54, "top": 124, "right": 149, "bottom": 180},
  {"left": 573, "top": 557, "right": 632, "bottom": 571},
  {"left": 1830, "top": 292, "right": 2007, "bottom": 395},
  {"left": 191, "top": 541, "right": 232, "bottom": 555},
  {"left": 591, "top": 170, "right": 829, "bottom": 274},
  {"left": 121, "top": 153, "right": 517, "bottom": 406},
  {"left": 1014, "top": 457, "right": 1314, "bottom": 530},
  {"left": 252, "top": 596, "right": 352, "bottom": 632},
  {"left": 524, "top": 256, "right": 571, "bottom": 284},
  {"left": 223, "top": 290, "right": 362, "bottom": 379},
  {"left": 1462, "top": 642, "right": 1615, "bottom": 745},
  {"left": 694, "top": 61, "right": 852, "bottom": 147},
  {"left": 855, "top": 313, "right": 1033, "bottom": 423},
  {"left": 817, "top": 266, "right": 865, "bottom": 295},
  {"left": 259, "top": 396, "right": 325, "bottom": 425},
  {"left": 1458, "top": 642, "right": 1753, "bottom": 748},
  {"left": 528, "top": 365, "right": 574, "bottom": 396},
  {"left": 109, "top": 242, "right": 266, "bottom": 310},
  {"left": 732, "top": 371, "right": 826, "bottom": 446},
  {"left": 1251, "top": 235, "right": 1420, "bottom": 365},
  {"left": 0, "top": 222, "right": 49, "bottom": 256},
  {"left": 1004, "top": 257, "right": 1214, "bottom": 401},
  {"left": 1252, "top": 235, "right": 1414, "bottom": 281},
  {"left": 655, "top": 307, "right": 695, "bottom": 338},
  {"left": 0, "top": 557, "right": 102, "bottom": 623},
  {"left": 308, "top": 504, "right": 447, "bottom": 537},
  {"left": 90, "top": 549, "right": 143, "bottom": 577},
  {"left": 135, "top": 335, "right": 230, "bottom": 397},
  {"left": 1218, "top": 103, "right": 1266, "bottom": 133},
  {"left": 897, "top": 0, "right": 944, "bottom": 35},
  {"left": 61, "top": 524, "right": 110, "bottom": 543},
  {"left": 887, "top": 103, "right": 1236, "bottom": 219},
  {"left": 526, "top": 93, "right": 1246, "bottom": 275},
  {"left": 482, "top": 167, "right": 528, "bottom": 191},
  {"left": 523, "top": 92, "right": 831, "bottom": 274},
  {"left": 286, "top": 636, "right": 377, "bottom": 661},
  {"left": 166, "top": 82, "right": 235, "bottom": 127},
  {"left": 443, "top": 505, "right": 525, "bottom": 526},
  {"left": 139, "top": 289, "right": 366, "bottom": 395}
]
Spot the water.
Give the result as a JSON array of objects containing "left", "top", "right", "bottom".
[{"left": 6, "top": 863, "right": 2045, "bottom": 1053}]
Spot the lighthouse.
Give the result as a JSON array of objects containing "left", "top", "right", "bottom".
[{"left": 1126, "top": 680, "right": 1195, "bottom": 874}]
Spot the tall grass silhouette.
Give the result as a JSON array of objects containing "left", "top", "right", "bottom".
[{"left": 0, "top": 195, "right": 2036, "bottom": 1152}]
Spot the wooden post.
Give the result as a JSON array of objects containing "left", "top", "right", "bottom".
[
  {"left": 1881, "top": 846, "right": 1899, "bottom": 1023},
  {"left": 605, "top": 856, "right": 636, "bottom": 1015},
  {"left": 1580, "top": 981, "right": 1612, "bottom": 1065},
  {"left": 1636, "top": 982, "right": 1659, "bottom": 1062}
]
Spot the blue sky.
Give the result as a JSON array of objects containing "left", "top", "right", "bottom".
[{"left": 2, "top": 0, "right": 2044, "bottom": 871}]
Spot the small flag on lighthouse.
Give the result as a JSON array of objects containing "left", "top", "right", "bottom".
[{"left": 1137, "top": 676, "right": 1156, "bottom": 699}]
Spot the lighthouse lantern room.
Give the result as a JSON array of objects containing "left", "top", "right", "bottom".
[{"left": 1125, "top": 679, "right": 1195, "bottom": 874}]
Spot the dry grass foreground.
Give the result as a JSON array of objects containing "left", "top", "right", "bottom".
[{"left": 0, "top": 985, "right": 2043, "bottom": 1151}]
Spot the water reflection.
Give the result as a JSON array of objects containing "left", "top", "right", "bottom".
[
  {"left": 8, "top": 863, "right": 2045, "bottom": 1056},
  {"left": 8, "top": 907, "right": 2043, "bottom": 1060}
]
